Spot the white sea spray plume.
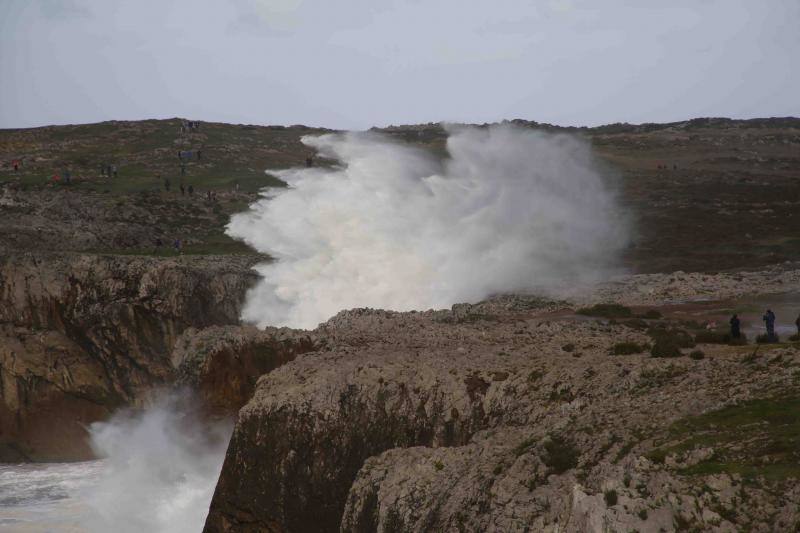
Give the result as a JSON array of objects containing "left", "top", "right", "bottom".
[{"left": 228, "top": 124, "right": 629, "bottom": 329}]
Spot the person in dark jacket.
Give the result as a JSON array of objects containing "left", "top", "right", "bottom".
[
  {"left": 795, "top": 313, "right": 800, "bottom": 336},
  {"left": 763, "top": 309, "right": 776, "bottom": 339},
  {"left": 730, "top": 314, "right": 741, "bottom": 339}
]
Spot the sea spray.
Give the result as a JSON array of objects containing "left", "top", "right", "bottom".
[
  {"left": 228, "top": 124, "right": 629, "bottom": 329},
  {"left": 84, "top": 391, "right": 231, "bottom": 533}
]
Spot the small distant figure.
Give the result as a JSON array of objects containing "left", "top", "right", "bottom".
[
  {"left": 795, "top": 313, "right": 800, "bottom": 335},
  {"left": 154, "top": 237, "right": 163, "bottom": 253},
  {"left": 173, "top": 238, "right": 182, "bottom": 254},
  {"left": 306, "top": 157, "right": 313, "bottom": 167},
  {"left": 234, "top": 182, "right": 239, "bottom": 193},
  {"left": 164, "top": 177, "right": 171, "bottom": 191},
  {"left": 180, "top": 164, "right": 186, "bottom": 177},
  {"left": 730, "top": 314, "right": 741, "bottom": 339},
  {"left": 206, "top": 190, "right": 212, "bottom": 201},
  {"left": 188, "top": 184, "right": 194, "bottom": 195},
  {"left": 196, "top": 149, "right": 202, "bottom": 160},
  {"left": 180, "top": 183, "right": 185, "bottom": 196},
  {"left": 112, "top": 165, "right": 118, "bottom": 178},
  {"left": 13, "top": 160, "right": 19, "bottom": 172},
  {"left": 763, "top": 309, "right": 776, "bottom": 340}
]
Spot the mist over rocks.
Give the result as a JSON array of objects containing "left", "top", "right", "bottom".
[{"left": 227, "top": 125, "right": 629, "bottom": 329}]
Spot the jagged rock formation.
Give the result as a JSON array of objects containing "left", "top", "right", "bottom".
[
  {"left": 0, "top": 252, "right": 257, "bottom": 460},
  {"left": 173, "top": 325, "right": 320, "bottom": 414},
  {"left": 205, "top": 289, "right": 800, "bottom": 532}
]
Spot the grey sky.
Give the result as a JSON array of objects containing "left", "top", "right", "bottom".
[{"left": 1, "top": 0, "right": 798, "bottom": 130}]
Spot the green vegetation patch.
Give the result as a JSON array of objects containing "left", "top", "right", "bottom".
[
  {"left": 576, "top": 303, "right": 633, "bottom": 319},
  {"left": 542, "top": 434, "right": 580, "bottom": 474},
  {"left": 611, "top": 342, "right": 645, "bottom": 355},
  {"left": 648, "top": 395, "right": 800, "bottom": 482}
]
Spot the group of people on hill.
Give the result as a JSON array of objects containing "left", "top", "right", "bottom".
[
  {"left": 163, "top": 177, "right": 196, "bottom": 196},
  {"left": 729, "top": 309, "right": 800, "bottom": 342},
  {"left": 101, "top": 164, "right": 118, "bottom": 178},
  {"left": 50, "top": 168, "right": 72, "bottom": 184},
  {"left": 180, "top": 120, "right": 200, "bottom": 133}
]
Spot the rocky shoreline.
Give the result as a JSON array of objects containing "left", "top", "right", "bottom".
[{"left": 201, "top": 268, "right": 800, "bottom": 532}]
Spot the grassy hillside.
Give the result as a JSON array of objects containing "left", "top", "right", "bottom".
[
  {"left": 0, "top": 118, "right": 331, "bottom": 193},
  {"left": 1, "top": 117, "right": 799, "bottom": 272}
]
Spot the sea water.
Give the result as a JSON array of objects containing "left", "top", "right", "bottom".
[
  {"left": 0, "top": 393, "right": 231, "bottom": 533},
  {"left": 0, "top": 461, "right": 102, "bottom": 532}
]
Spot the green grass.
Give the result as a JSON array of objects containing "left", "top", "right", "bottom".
[{"left": 648, "top": 395, "right": 800, "bottom": 482}]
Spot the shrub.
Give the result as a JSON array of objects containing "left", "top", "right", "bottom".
[
  {"left": 642, "top": 309, "right": 663, "bottom": 319},
  {"left": 576, "top": 303, "right": 633, "bottom": 319},
  {"left": 646, "top": 448, "right": 667, "bottom": 464},
  {"left": 789, "top": 333, "right": 800, "bottom": 342},
  {"left": 728, "top": 333, "right": 748, "bottom": 346},
  {"left": 562, "top": 343, "right": 575, "bottom": 352},
  {"left": 689, "top": 350, "right": 705, "bottom": 360},
  {"left": 604, "top": 489, "right": 618, "bottom": 507},
  {"left": 648, "top": 327, "right": 695, "bottom": 349},
  {"left": 638, "top": 508, "right": 648, "bottom": 520},
  {"left": 542, "top": 434, "right": 579, "bottom": 474},
  {"left": 621, "top": 318, "right": 649, "bottom": 330},
  {"left": 756, "top": 333, "right": 780, "bottom": 344},
  {"left": 693, "top": 330, "right": 727, "bottom": 344},
  {"left": 611, "top": 342, "right": 644, "bottom": 355},
  {"left": 651, "top": 340, "right": 682, "bottom": 358}
]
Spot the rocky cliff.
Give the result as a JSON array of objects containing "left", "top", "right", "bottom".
[
  {"left": 0, "top": 252, "right": 257, "bottom": 461},
  {"left": 173, "top": 325, "right": 320, "bottom": 415},
  {"left": 204, "top": 274, "right": 800, "bottom": 532}
]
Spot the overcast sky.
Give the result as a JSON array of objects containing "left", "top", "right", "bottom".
[{"left": 1, "top": 0, "right": 798, "bottom": 130}]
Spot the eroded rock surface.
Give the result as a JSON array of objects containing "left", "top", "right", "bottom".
[
  {"left": 173, "top": 325, "right": 320, "bottom": 414},
  {"left": 0, "top": 252, "right": 256, "bottom": 460},
  {"left": 205, "top": 296, "right": 800, "bottom": 532}
]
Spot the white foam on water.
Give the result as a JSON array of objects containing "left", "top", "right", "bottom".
[{"left": 0, "top": 392, "right": 231, "bottom": 533}]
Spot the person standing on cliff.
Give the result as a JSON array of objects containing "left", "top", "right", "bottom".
[
  {"left": 730, "top": 314, "right": 741, "bottom": 339},
  {"left": 763, "top": 309, "right": 776, "bottom": 340}
]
